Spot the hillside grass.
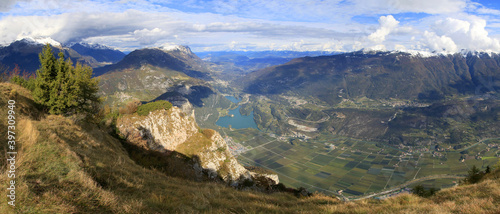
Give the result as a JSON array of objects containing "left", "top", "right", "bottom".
[{"left": 0, "top": 82, "right": 499, "bottom": 213}]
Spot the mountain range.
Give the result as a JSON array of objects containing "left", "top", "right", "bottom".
[
  {"left": 1, "top": 37, "right": 500, "bottom": 212},
  {"left": 0, "top": 38, "right": 125, "bottom": 75},
  {"left": 241, "top": 51, "right": 500, "bottom": 105},
  {"left": 69, "top": 42, "right": 125, "bottom": 64}
]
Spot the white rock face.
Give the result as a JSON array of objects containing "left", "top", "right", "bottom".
[
  {"left": 117, "top": 107, "right": 257, "bottom": 183},
  {"left": 196, "top": 131, "right": 250, "bottom": 182},
  {"left": 118, "top": 107, "right": 198, "bottom": 151}
]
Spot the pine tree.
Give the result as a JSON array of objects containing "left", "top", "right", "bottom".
[
  {"left": 73, "top": 62, "right": 101, "bottom": 114},
  {"left": 32, "top": 44, "right": 101, "bottom": 117},
  {"left": 412, "top": 184, "right": 425, "bottom": 197},
  {"left": 33, "top": 44, "right": 57, "bottom": 108},
  {"left": 466, "top": 165, "right": 482, "bottom": 184}
]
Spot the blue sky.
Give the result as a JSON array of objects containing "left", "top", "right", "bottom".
[{"left": 1, "top": 0, "right": 500, "bottom": 53}]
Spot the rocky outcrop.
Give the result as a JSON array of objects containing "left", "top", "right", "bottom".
[
  {"left": 249, "top": 172, "right": 280, "bottom": 188},
  {"left": 118, "top": 107, "right": 198, "bottom": 151},
  {"left": 193, "top": 130, "right": 250, "bottom": 183},
  {"left": 116, "top": 107, "right": 278, "bottom": 186}
]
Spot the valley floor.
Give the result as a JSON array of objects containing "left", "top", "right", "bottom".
[{"left": 222, "top": 126, "right": 499, "bottom": 199}]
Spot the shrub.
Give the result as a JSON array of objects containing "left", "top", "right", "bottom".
[
  {"left": 136, "top": 100, "right": 173, "bottom": 116},
  {"left": 241, "top": 178, "right": 255, "bottom": 187},
  {"left": 119, "top": 100, "right": 141, "bottom": 115},
  {"left": 412, "top": 184, "right": 438, "bottom": 197},
  {"left": 9, "top": 66, "right": 36, "bottom": 91}
]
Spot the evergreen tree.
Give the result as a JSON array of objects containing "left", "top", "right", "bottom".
[
  {"left": 412, "top": 184, "right": 426, "bottom": 197},
  {"left": 73, "top": 62, "right": 101, "bottom": 114},
  {"left": 32, "top": 44, "right": 101, "bottom": 117},
  {"left": 466, "top": 165, "right": 482, "bottom": 184},
  {"left": 33, "top": 44, "right": 57, "bottom": 107}
]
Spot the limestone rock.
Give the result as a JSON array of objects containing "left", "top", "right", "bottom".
[
  {"left": 118, "top": 107, "right": 198, "bottom": 151},
  {"left": 117, "top": 107, "right": 260, "bottom": 184},
  {"left": 196, "top": 131, "right": 250, "bottom": 182}
]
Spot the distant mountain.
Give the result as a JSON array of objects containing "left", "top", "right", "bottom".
[
  {"left": 94, "top": 45, "right": 211, "bottom": 80},
  {"left": 196, "top": 50, "right": 339, "bottom": 60},
  {"left": 97, "top": 45, "right": 218, "bottom": 109},
  {"left": 241, "top": 51, "right": 500, "bottom": 104},
  {"left": 197, "top": 50, "right": 340, "bottom": 75},
  {"left": 0, "top": 38, "right": 101, "bottom": 75},
  {"left": 70, "top": 42, "right": 125, "bottom": 64}
]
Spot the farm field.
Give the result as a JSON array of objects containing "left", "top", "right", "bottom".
[{"left": 228, "top": 129, "right": 500, "bottom": 198}]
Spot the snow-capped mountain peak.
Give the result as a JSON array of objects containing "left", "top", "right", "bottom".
[
  {"left": 17, "top": 36, "right": 62, "bottom": 47},
  {"left": 158, "top": 43, "right": 192, "bottom": 54},
  {"left": 70, "top": 42, "right": 115, "bottom": 50}
]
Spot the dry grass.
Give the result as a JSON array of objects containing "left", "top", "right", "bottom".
[
  {"left": 0, "top": 82, "right": 499, "bottom": 213},
  {"left": 119, "top": 99, "right": 141, "bottom": 115},
  {"left": 176, "top": 132, "right": 213, "bottom": 157}
]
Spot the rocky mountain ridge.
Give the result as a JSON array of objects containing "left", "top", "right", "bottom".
[
  {"left": 69, "top": 42, "right": 125, "bottom": 64},
  {"left": 94, "top": 46, "right": 211, "bottom": 79},
  {"left": 0, "top": 38, "right": 103, "bottom": 74}
]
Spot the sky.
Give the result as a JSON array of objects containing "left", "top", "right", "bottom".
[{"left": 1, "top": 0, "right": 500, "bottom": 53}]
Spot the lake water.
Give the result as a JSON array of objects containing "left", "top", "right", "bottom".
[
  {"left": 225, "top": 96, "right": 241, "bottom": 103},
  {"left": 216, "top": 98, "right": 258, "bottom": 129}
]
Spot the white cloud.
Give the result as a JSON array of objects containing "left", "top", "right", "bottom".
[
  {"left": 0, "top": 8, "right": 363, "bottom": 52},
  {"left": 0, "top": 15, "right": 65, "bottom": 44},
  {"left": 368, "top": 15, "right": 400, "bottom": 43},
  {"left": 423, "top": 31, "right": 458, "bottom": 52},
  {"left": 0, "top": 0, "right": 22, "bottom": 11},
  {"left": 432, "top": 18, "right": 470, "bottom": 36},
  {"left": 1, "top": 0, "right": 500, "bottom": 52},
  {"left": 133, "top": 28, "right": 174, "bottom": 45},
  {"left": 367, "top": 44, "right": 387, "bottom": 51},
  {"left": 197, "top": 0, "right": 468, "bottom": 22},
  {"left": 428, "top": 17, "right": 500, "bottom": 52},
  {"left": 394, "top": 44, "right": 406, "bottom": 51},
  {"left": 383, "top": 0, "right": 466, "bottom": 14},
  {"left": 366, "top": 15, "right": 415, "bottom": 50},
  {"left": 476, "top": 7, "right": 500, "bottom": 15}
]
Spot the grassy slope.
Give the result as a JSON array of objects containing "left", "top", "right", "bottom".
[{"left": 0, "top": 82, "right": 499, "bottom": 213}]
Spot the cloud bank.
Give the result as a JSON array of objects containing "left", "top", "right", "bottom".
[{"left": 0, "top": 0, "right": 499, "bottom": 53}]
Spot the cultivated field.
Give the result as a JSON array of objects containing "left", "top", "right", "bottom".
[{"left": 227, "top": 129, "right": 499, "bottom": 198}]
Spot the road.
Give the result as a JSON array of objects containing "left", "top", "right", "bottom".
[{"left": 349, "top": 174, "right": 465, "bottom": 201}]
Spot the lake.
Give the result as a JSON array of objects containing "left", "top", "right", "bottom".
[
  {"left": 225, "top": 96, "right": 241, "bottom": 103},
  {"left": 216, "top": 97, "right": 258, "bottom": 129}
]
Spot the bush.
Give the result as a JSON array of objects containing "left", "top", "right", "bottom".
[
  {"left": 412, "top": 184, "right": 438, "bottom": 197},
  {"left": 241, "top": 178, "right": 255, "bottom": 187},
  {"left": 119, "top": 100, "right": 141, "bottom": 115},
  {"left": 8, "top": 64, "right": 36, "bottom": 91},
  {"left": 136, "top": 100, "right": 173, "bottom": 116}
]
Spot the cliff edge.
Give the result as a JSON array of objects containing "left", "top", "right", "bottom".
[{"left": 117, "top": 106, "right": 278, "bottom": 186}]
